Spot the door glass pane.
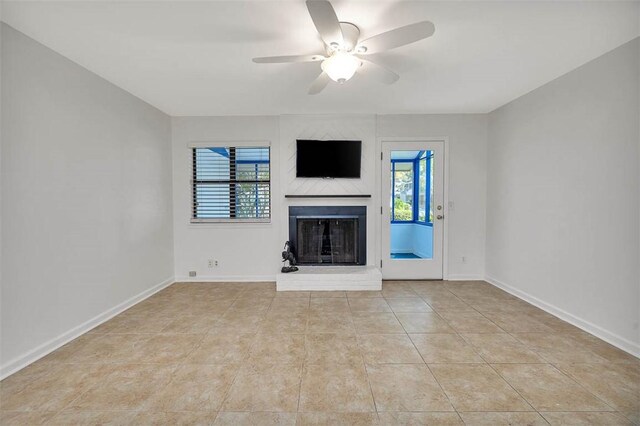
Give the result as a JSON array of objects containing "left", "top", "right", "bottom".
[
  {"left": 393, "top": 162, "right": 414, "bottom": 221},
  {"left": 389, "top": 150, "right": 434, "bottom": 260}
]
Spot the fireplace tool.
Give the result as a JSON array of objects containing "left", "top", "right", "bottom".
[{"left": 281, "top": 241, "right": 299, "bottom": 273}]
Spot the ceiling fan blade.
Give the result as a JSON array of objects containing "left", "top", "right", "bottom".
[
  {"left": 357, "top": 59, "right": 399, "bottom": 85},
  {"left": 253, "top": 54, "right": 325, "bottom": 64},
  {"left": 308, "top": 72, "right": 331, "bottom": 95},
  {"left": 358, "top": 21, "right": 435, "bottom": 54},
  {"left": 306, "top": 0, "right": 344, "bottom": 47}
]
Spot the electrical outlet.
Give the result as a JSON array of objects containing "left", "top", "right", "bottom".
[
  {"left": 189, "top": 271, "right": 196, "bottom": 277},
  {"left": 215, "top": 260, "right": 219, "bottom": 267},
  {"left": 207, "top": 259, "right": 214, "bottom": 268}
]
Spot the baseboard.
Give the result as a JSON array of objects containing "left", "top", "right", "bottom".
[
  {"left": 447, "top": 274, "right": 484, "bottom": 281},
  {"left": 174, "top": 275, "right": 276, "bottom": 283},
  {"left": 0, "top": 276, "right": 175, "bottom": 380},
  {"left": 179, "top": 274, "right": 484, "bottom": 283},
  {"left": 485, "top": 275, "right": 640, "bottom": 359}
]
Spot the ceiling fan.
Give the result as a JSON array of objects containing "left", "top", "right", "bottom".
[{"left": 252, "top": 0, "right": 435, "bottom": 94}]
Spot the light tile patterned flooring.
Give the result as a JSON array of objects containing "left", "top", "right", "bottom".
[{"left": 1, "top": 281, "right": 638, "bottom": 425}]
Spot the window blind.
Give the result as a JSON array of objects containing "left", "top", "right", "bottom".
[{"left": 191, "top": 146, "right": 271, "bottom": 222}]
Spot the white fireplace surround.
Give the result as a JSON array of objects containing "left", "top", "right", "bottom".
[
  {"left": 280, "top": 204, "right": 381, "bottom": 291},
  {"left": 273, "top": 116, "right": 382, "bottom": 291},
  {"left": 276, "top": 266, "right": 382, "bottom": 291}
]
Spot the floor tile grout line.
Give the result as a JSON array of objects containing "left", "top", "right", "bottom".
[
  {"left": 451, "top": 295, "right": 566, "bottom": 418},
  {"left": 491, "top": 318, "right": 615, "bottom": 365},
  {"left": 213, "top": 359, "right": 245, "bottom": 416},
  {"left": 409, "top": 287, "right": 532, "bottom": 418},
  {"left": 88, "top": 284, "right": 240, "bottom": 421},
  {"left": 391, "top": 283, "right": 545, "bottom": 420},
  {"left": 549, "top": 364, "right": 639, "bottom": 423},
  {"left": 481, "top": 359, "right": 539, "bottom": 415},
  {"left": 295, "top": 324, "right": 308, "bottom": 413},
  {"left": 442, "top": 284, "right": 560, "bottom": 421},
  {"left": 48, "top": 290, "right": 220, "bottom": 421},
  {"left": 546, "top": 362, "right": 623, "bottom": 414},
  {"left": 403, "top": 322, "right": 459, "bottom": 415},
  {"left": 124, "top": 331, "right": 212, "bottom": 416},
  {"left": 43, "top": 361, "right": 172, "bottom": 421},
  {"left": 360, "top": 348, "right": 381, "bottom": 416},
  {"left": 384, "top": 291, "right": 467, "bottom": 419},
  {"left": 487, "top": 360, "right": 620, "bottom": 420},
  {"left": 338, "top": 285, "right": 382, "bottom": 415},
  {"left": 208, "top": 285, "right": 272, "bottom": 415},
  {"left": 503, "top": 330, "right": 560, "bottom": 364}
]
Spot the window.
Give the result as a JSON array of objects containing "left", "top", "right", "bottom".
[
  {"left": 428, "top": 153, "right": 434, "bottom": 223},
  {"left": 418, "top": 151, "right": 434, "bottom": 223},
  {"left": 392, "top": 161, "right": 414, "bottom": 221},
  {"left": 418, "top": 156, "right": 427, "bottom": 221},
  {"left": 192, "top": 146, "right": 270, "bottom": 222},
  {"left": 391, "top": 150, "right": 432, "bottom": 225}
]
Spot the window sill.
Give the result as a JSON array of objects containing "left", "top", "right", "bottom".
[
  {"left": 416, "top": 221, "right": 434, "bottom": 227},
  {"left": 391, "top": 220, "right": 433, "bottom": 227},
  {"left": 190, "top": 218, "right": 271, "bottom": 225}
]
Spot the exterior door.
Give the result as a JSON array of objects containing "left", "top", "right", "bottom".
[{"left": 381, "top": 141, "right": 445, "bottom": 279}]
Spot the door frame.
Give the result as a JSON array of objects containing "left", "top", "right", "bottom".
[{"left": 376, "top": 136, "right": 450, "bottom": 280}]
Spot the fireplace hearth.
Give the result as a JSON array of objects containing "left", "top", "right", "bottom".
[{"left": 288, "top": 206, "right": 367, "bottom": 266}]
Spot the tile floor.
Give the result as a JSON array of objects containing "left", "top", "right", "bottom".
[{"left": 1, "top": 281, "right": 638, "bottom": 425}]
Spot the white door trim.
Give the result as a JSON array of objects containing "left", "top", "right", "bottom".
[{"left": 377, "top": 136, "right": 450, "bottom": 280}]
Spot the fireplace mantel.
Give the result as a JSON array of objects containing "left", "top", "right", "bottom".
[{"left": 285, "top": 194, "right": 371, "bottom": 198}]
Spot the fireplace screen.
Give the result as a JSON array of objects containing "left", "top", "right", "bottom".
[{"left": 296, "top": 218, "right": 359, "bottom": 264}]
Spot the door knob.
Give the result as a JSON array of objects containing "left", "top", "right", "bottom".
[{"left": 436, "top": 214, "right": 444, "bottom": 220}]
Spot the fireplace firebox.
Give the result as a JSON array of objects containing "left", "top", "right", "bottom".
[{"left": 288, "top": 206, "right": 366, "bottom": 265}]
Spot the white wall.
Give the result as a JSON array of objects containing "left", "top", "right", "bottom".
[
  {"left": 377, "top": 115, "right": 489, "bottom": 280},
  {"left": 0, "top": 5, "right": 4, "bottom": 367},
  {"left": 172, "top": 116, "right": 281, "bottom": 281},
  {"left": 638, "top": 37, "right": 640, "bottom": 351},
  {"left": 486, "top": 38, "right": 640, "bottom": 355},
  {"left": 173, "top": 114, "right": 488, "bottom": 281},
  {"left": 172, "top": 115, "right": 376, "bottom": 280},
  {"left": 1, "top": 24, "right": 174, "bottom": 377}
]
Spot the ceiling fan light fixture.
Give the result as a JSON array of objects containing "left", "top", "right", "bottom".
[
  {"left": 321, "top": 51, "right": 361, "bottom": 83},
  {"left": 253, "top": 1, "right": 435, "bottom": 94}
]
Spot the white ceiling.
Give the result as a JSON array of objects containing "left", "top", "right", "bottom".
[{"left": 2, "top": 1, "right": 638, "bottom": 116}]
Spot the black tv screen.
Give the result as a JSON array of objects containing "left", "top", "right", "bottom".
[{"left": 296, "top": 140, "right": 362, "bottom": 178}]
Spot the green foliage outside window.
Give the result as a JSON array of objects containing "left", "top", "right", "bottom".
[
  {"left": 394, "top": 198, "right": 413, "bottom": 220},
  {"left": 236, "top": 165, "right": 270, "bottom": 218}
]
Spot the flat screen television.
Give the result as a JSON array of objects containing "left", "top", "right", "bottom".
[{"left": 296, "top": 139, "right": 362, "bottom": 178}]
